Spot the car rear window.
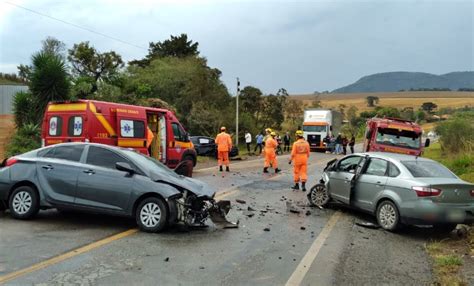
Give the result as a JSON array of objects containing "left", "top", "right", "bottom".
[
  {"left": 44, "top": 145, "right": 85, "bottom": 162},
  {"left": 401, "top": 161, "right": 456, "bottom": 178}
]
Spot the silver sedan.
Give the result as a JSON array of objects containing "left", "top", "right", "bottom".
[{"left": 308, "top": 152, "right": 474, "bottom": 232}]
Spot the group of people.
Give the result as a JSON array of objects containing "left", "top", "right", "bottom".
[
  {"left": 216, "top": 127, "right": 310, "bottom": 192},
  {"left": 245, "top": 130, "right": 292, "bottom": 155},
  {"left": 323, "top": 133, "right": 355, "bottom": 155}
]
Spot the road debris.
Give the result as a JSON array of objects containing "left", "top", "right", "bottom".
[
  {"left": 286, "top": 201, "right": 302, "bottom": 214},
  {"left": 305, "top": 210, "right": 311, "bottom": 216},
  {"left": 247, "top": 206, "right": 256, "bottom": 211},
  {"left": 300, "top": 226, "right": 306, "bottom": 230},
  {"left": 164, "top": 257, "right": 170, "bottom": 262},
  {"left": 264, "top": 227, "right": 271, "bottom": 232},
  {"left": 236, "top": 199, "right": 247, "bottom": 204},
  {"left": 243, "top": 211, "right": 255, "bottom": 217},
  {"left": 355, "top": 220, "right": 380, "bottom": 229}
]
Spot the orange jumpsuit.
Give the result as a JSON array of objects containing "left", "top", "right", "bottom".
[
  {"left": 264, "top": 137, "right": 278, "bottom": 169},
  {"left": 291, "top": 138, "right": 310, "bottom": 183},
  {"left": 215, "top": 132, "right": 232, "bottom": 167}
]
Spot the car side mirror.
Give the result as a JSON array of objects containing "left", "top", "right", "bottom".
[
  {"left": 116, "top": 162, "right": 135, "bottom": 174},
  {"left": 424, "top": 138, "right": 430, "bottom": 148}
]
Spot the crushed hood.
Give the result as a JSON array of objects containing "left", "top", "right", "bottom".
[{"left": 150, "top": 170, "right": 216, "bottom": 198}]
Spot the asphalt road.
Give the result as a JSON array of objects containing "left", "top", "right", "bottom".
[{"left": 0, "top": 149, "right": 444, "bottom": 285}]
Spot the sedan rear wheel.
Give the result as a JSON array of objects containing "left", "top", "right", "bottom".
[
  {"left": 9, "top": 186, "right": 39, "bottom": 220},
  {"left": 136, "top": 197, "right": 168, "bottom": 233},
  {"left": 308, "top": 184, "right": 330, "bottom": 207},
  {"left": 376, "top": 200, "right": 400, "bottom": 231}
]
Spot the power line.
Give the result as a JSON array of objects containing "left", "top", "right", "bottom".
[{"left": 3, "top": 1, "right": 147, "bottom": 50}]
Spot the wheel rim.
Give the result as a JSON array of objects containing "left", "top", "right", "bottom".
[
  {"left": 140, "top": 202, "right": 161, "bottom": 228},
  {"left": 12, "top": 191, "right": 32, "bottom": 215},
  {"left": 379, "top": 203, "right": 397, "bottom": 229},
  {"left": 310, "top": 185, "right": 328, "bottom": 206}
]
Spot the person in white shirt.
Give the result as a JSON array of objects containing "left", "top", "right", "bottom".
[{"left": 245, "top": 131, "right": 252, "bottom": 153}]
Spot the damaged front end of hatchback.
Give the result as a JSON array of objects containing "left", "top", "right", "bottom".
[{"left": 174, "top": 190, "right": 238, "bottom": 229}]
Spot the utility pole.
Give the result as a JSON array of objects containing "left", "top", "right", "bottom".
[{"left": 236, "top": 77, "right": 240, "bottom": 146}]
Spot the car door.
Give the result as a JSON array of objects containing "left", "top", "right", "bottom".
[
  {"left": 328, "top": 155, "right": 362, "bottom": 204},
  {"left": 353, "top": 157, "right": 389, "bottom": 211},
  {"left": 36, "top": 145, "right": 85, "bottom": 203},
  {"left": 74, "top": 146, "right": 134, "bottom": 211}
]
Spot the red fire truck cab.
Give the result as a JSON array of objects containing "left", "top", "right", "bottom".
[
  {"left": 41, "top": 100, "right": 196, "bottom": 168},
  {"left": 363, "top": 117, "right": 430, "bottom": 156}
]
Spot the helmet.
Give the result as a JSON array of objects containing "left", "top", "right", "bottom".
[
  {"left": 295, "top": 130, "right": 304, "bottom": 137},
  {"left": 220, "top": 126, "right": 226, "bottom": 132},
  {"left": 265, "top": 128, "right": 272, "bottom": 133},
  {"left": 270, "top": 131, "right": 277, "bottom": 136}
]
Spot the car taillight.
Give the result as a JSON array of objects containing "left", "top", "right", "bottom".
[
  {"left": 5, "top": 157, "right": 18, "bottom": 167},
  {"left": 412, "top": 186, "right": 442, "bottom": 197}
]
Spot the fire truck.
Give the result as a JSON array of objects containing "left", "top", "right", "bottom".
[
  {"left": 41, "top": 100, "right": 196, "bottom": 168},
  {"left": 363, "top": 117, "right": 430, "bottom": 156}
]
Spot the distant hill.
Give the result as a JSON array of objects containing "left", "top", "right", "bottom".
[{"left": 332, "top": 71, "right": 474, "bottom": 93}]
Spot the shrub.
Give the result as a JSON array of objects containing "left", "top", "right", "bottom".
[
  {"left": 435, "top": 117, "right": 474, "bottom": 153},
  {"left": 12, "top": 91, "right": 35, "bottom": 127},
  {"left": 5, "top": 124, "right": 41, "bottom": 157}
]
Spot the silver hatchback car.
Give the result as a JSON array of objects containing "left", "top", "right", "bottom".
[{"left": 308, "top": 153, "right": 474, "bottom": 232}]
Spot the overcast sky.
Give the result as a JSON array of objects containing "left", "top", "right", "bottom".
[{"left": 0, "top": 0, "right": 473, "bottom": 94}]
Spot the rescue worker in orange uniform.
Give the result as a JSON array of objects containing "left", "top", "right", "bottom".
[
  {"left": 215, "top": 126, "right": 232, "bottom": 172},
  {"left": 263, "top": 131, "right": 281, "bottom": 174},
  {"left": 289, "top": 130, "right": 310, "bottom": 191}
]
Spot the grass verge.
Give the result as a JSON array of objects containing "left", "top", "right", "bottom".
[{"left": 423, "top": 142, "right": 474, "bottom": 285}]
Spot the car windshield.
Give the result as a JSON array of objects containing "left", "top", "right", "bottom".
[
  {"left": 303, "top": 125, "right": 327, "bottom": 132},
  {"left": 376, "top": 128, "right": 421, "bottom": 149},
  {"left": 123, "top": 149, "right": 180, "bottom": 178},
  {"left": 401, "top": 160, "right": 457, "bottom": 178}
]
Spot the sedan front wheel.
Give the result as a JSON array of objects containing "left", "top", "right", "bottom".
[{"left": 136, "top": 197, "right": 168, "bottom": 233}]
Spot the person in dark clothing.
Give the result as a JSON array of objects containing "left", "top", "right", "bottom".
[
  {"left": 342, "top": 135, "right": 348, "bottom": 155},
  {"left": 283, "top": 132, "right": 291, "bottom": 152},
  {"left": 349, "top": 136, "right": 356, "bottom": 154},
  {"left": 335, "top": 134, "right": 343, "bottom": 154}
]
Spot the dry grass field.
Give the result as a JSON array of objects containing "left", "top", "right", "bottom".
[
  {"left": 0, "top": 115, "right": 15, "bottom": 160},
  {"left": 292, "top": 91, "right": 474, "bottom": 113}
]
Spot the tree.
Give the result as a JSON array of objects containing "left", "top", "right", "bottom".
[
  {"left": 400, "top": 107, "right": 415, "bottom": 121},
  {"left": 309, "top": 95, "right": 322, "bottom": 108},
  {"left": 68, "top": 42, "right": 124, "bottom": 96},
  {"left": 239, "top": 86, "right": 264, "bottom": 117},
  {"left": 17, "top": 37, "right": 66, "bottom": 81},
  {"left": 285, "top": 99, "right": 303, "bottom": 125},
  {"left": 375, "top": 106, "right": 400, "bottom": 118},
  {"left": 41, "top": 36, "right": 66, "bottom": 58},
  {"left": 129, "top": 34, "right": 199, "bottom": 67},
  {"left": 366, "top": 96, "right": 379, "bottom": 107},
  {"left": 421, "top": 102, "right": 438, "bottom": 113},
  {"left": 338, "top": 104, "right": 347, "bottom": 119},
  {"left": 126, "top": 56, "right": 231, "bottom": 134},
  {"left": 30, "top": 51, "right": 71, "bottom": 124},
  {"left": 343, "top": 106, "right": 362, "bottom": 136}
]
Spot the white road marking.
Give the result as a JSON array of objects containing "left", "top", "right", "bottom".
[{"left": 285, "top": 211, "right": 342, "bottom": 286}]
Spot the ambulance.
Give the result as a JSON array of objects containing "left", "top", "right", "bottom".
[{"left": 41, "top": 100, "right": 196, "bottom": 168}]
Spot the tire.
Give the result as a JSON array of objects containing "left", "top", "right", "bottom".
[
  {"left": 432, "top": 223, "right": 457, "bottom": 234},
  {"left": 307, "top": 184, "right": 330, "bottom": 207},
  {"left": 9, "top": 186, "right": 40, "bottom": 220},
  {"left": 183, "top": 155, "right": 194, "bottom": 164},
  {"left": 135, "top": 197, "right": 168, "bottom": 233},
  {"left": 376, "top": 200, "right": 401, "bottom": 231}
]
